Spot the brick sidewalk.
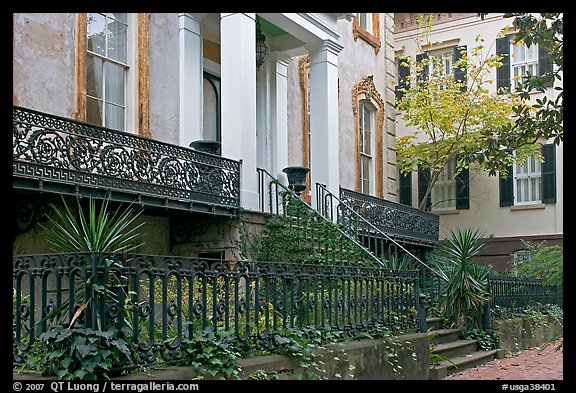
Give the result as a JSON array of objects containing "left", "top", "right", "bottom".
[{"left": 443, "top": 339, "right": 563, "bottom": 380}]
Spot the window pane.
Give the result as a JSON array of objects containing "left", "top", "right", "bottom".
[
  {"left": 107, "top": 18, "right": 127, "bottom": 63},
  {"left": 364, "top": 130, "right": 371, "bottom": 154},
  {"left": 362, "top": 179, "right": 370, "bottom": 194},
  {"left": 105, "top": 62, "right": 125, "bottom": 105},
  {"left": 516, "top": 179, "right": 526, "bottom": 202},
  {"left": 358, "top": 13, "right": 367, "bottom": 29},
  {"left": 86, "top": 55, "right": 103, "bottom": 99},
  {"left": 203, "top": 79, "right": 218, "bottom": 141},
  {"left": 105, "top": 103, "right": 124, "bottom": 131},
  {"left": 86, "top": 97, "right": 103, "bottom": 126},
  {"left": 87, "top": 13, "right": 106, "bottom": 56},
  {"left": 111, "top": 13, "right": 128, "bottom": 24}
]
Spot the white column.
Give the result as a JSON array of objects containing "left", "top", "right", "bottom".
[
  {"left": 220, "top": 13, "right": 259, "bottom": 210},
  {"left": 179, "top": 13, "right": 204, "bottom": 147},
  {"left": 270, "top": 53, "right": 291, "bottom": 186},
  {"left": 307, "top": 40, "right": 343, "bottom": 206}
]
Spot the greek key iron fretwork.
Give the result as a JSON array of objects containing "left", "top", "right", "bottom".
[
  {"left": 339, "top": 187, "right": 439, "bottom": 246},
  {"left": 13, "top": 106, "right": 240, "bottom": 211}
]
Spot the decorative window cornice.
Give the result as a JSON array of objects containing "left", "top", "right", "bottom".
[
  {"left": 422, "top": 38, "right": 460, "bottom": 52},
  {"left": 353, "top": 13, "right": 381, "bottom": 55},
  {"left": 352, "top": 75, "right": 385, "bottom": 197}
]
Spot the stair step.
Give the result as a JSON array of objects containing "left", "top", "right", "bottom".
[
  {"left": 429, "top": 349, "right": 501, "bottom": 380},
  {"left": 431, "top": 339, "right": 479, "bottom": 359},
  {"left": 427, "top": 328, "right": 461, "bottom": 345},
  {"left": 426, "top": 317, "right": 443, "bottom": 331}
]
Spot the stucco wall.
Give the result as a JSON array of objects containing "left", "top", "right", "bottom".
[
  {"left": 286, "top": 14, "right": 398, "bottom": 200},
  {"left": 148, "top": 13, "right": 180, "bottom": 145},
  {"left": 13, "top": 13, "right": 77, "bottom": 117}
]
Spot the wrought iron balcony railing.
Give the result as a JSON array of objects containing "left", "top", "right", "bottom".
[
  {"left": 13, "top": 106, "right": 241, "bottom": 215},
  {"left": 339, "top": 187, "right": 439, "bottom": 247}
]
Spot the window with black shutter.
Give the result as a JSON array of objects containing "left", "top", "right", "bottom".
[
  {"left": 541, "top": 144, "right": 556, "bottom": 204},
  {"left": 496, "top": 36, "right": 511, "bottom": 93},
  {"left": 399, "top": 171, "right": 412, "bottom": 206},
  {"left": 416, "top": 52, "right": 429, "bottom": 85},
  {"left": 418, "top": 167, "right": 431, "bottom": 211},
  {"left": 395, "top": 57, "right": 411, "bottom": 102},
  {"left": 499, "top": 166, "right": 514, "bottom": 207},
  {"left": 453, "top": 45, "right": 467, "bottom": 92},
  {"left": 455, "top": 166, "right": 469, "bottom": 210}
]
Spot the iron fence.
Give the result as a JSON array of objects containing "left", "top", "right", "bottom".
[
  {"left": 13, "top": 253, "right": 421, "bottom": 368},
  {"left": 489, "top": 275, "right": 563, "bottom": 311}
]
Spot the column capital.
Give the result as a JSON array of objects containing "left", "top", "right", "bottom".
[
  {"left": 269, "top": 51, "right": 293, "bottom": 67},
  {"left": 305, "top": 39, "right": 344, "bottom": 56},
  {"left": 220, "top": 13, "right": 256, "bottom": 21},
  {"left": 179, "top": 13, "right": 205, "bottom": 34}
]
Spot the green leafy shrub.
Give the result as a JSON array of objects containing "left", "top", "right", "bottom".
[
  {"left": 180, "top": 328, "right": 242, "bottom": 380},
  {"left": 26, "top": 326, "right": 134, "bottom": 380},
  {"left": 464, "top": 327, "right": 500, "bottom": 351}
]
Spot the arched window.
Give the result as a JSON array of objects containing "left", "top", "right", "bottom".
[
  {"left": 203, "top": 72, "right": 221, "bottom": 143},
  {"left": 359, "top": 100, "right": 375, "bottom": 195},
  {"left": 352, "top": 75, "right": 385, "bottom": 197}
]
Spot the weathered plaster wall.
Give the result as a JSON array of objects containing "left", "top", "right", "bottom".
[
  {"left": 286, "top": 14, "right": 398, "bottom": 200},
  {"left": 13, "top": 13, "right": 77, "bottom": 117},
  {"left": 148, "top": 13, "right": 180, "bottom": 145}
]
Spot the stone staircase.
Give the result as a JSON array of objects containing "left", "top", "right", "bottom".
[{"left": 427, "top": 317, "right": 504, "bottom": 379}]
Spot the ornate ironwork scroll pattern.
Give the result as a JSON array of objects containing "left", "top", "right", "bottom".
[
  {"left": 13, "top": 107, "right": 240, "bottom": 208},
  {"left": 339, "top": 188, "right": 439, "bottom": 245}
]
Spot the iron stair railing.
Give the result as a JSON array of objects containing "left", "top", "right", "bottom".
[
  {"left": 257, "top": 168, "right": 386, "bottom": 269},
  {"left": 315, "top": 183, "right": 446, "bottom": 282}
]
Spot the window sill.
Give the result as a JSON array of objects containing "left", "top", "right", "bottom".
[
  {"left": 432, "top": 209, "right": 459, "bottom": 215},
  {"left": 510, "top": 203, "right": 546, "bottom": 211}
]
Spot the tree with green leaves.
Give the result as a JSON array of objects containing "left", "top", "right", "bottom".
[
  {"left": 511, "top": 240, "right": 563, "bottom": 289},
  {"left": 477, "top": 13, "right": 563, "bottom": 162},
  {"left": 396, "top": 13, "right": 549, "bottom": 210}
]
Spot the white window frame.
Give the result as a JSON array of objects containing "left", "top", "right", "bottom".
[
  {"left": 359, "top": 100, "right": 375, "bottom": 195},
  {"left": 86, "top": 13, "right": 137, "bottom": 132},
  {"left": 427, "top": 49, "right": 453, "bottom": 90},
  {"left": 510, "top": 40, "right": 539, "bottom": 90},
  {"left": 356, "top": 13, "right": 373, "bottom": 35},
  {"left": 513, "top": 154, "right": 542, "bottom": 205},
  {"left": 432, "top": 157, "right": 456, "bottom": 211}
]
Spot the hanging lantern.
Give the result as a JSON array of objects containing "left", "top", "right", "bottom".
[{"left": 256, "top": 19, "right": 268, "bottom": 70}]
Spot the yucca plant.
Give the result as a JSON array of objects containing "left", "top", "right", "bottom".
[
  {"left": 430, "top": 227, "right": 493, "bottom": 330},
  {"left": 43, "top": 196, "right": 144, "bottom": 254},
  {"left": 39, "top": 196, "right": 145, "bottom": 329}
]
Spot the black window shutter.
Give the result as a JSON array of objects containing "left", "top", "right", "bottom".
[
  {"left": 496, "top": 36, "right": 510, "bottom": 93},
  {"left": 499, "top": 165, "right": 514, "bottom": 207},
  {"left": 395, "top": 58, "right": 411, "bottom": 102},
  {"left": 541, "top": 144, "right": 556, "bottom": 204},
  {"left": 455, "top": 166, "right": 469, "bottom": 210},
  {"left": 416, "top": 52, "right": 429, "bottom": 84},
  {"left": 418, "top": 167, "right": 431, "bottom": 211},
  {"left": 538, "top": 40, "right": 553, "bottom": 88},
  {"left": 453, "top": 45, "right": 467, "bottom": 92},
  {"left": 399, "top": 171, "right": 412, "bottom": 206}
]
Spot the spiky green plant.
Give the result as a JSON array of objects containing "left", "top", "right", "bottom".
[
  {"left": 431, "top": 228, "right": 493, "bottom": 330},
  {"left": 38, "top": 196, "right": 145, "bottom": 329},
  {"left": 42, "top": 196, "right": 144, "bottom": 254}
]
